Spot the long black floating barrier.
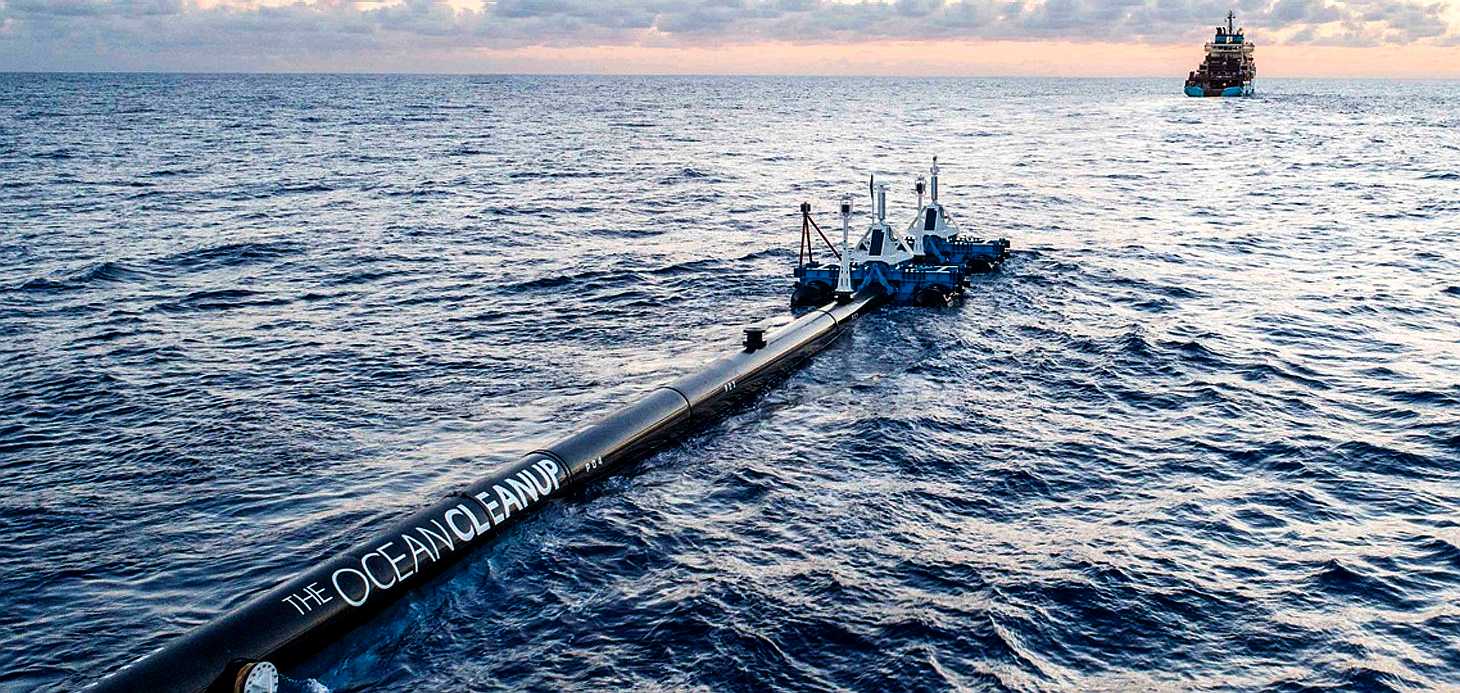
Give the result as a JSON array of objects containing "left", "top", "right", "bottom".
[{"left": 93, "top": 291, "right": 882, "bottom": 693}]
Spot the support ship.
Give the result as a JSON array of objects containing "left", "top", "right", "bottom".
[{"left": 1185, "top": 11, "right": 1255, "bottom": 97}]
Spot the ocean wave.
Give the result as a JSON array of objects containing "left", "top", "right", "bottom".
[
  {"left": 149, "top": 287, "right": 289, "bottom": 313},
  {"left": 156, "top": 240, "right": 300, "bottom": 272}
]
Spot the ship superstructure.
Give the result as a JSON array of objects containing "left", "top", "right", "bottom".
[{"left": 1184, "top": 11, "right": 1255, "bottom": 97}]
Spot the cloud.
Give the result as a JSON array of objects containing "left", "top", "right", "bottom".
[{"left": 0, "top": 0, "right": 1457, "bottom": 70}]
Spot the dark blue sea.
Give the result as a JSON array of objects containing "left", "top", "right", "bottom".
[{"left": 2, "top": 74, "right": 1458, "bottom": 691}]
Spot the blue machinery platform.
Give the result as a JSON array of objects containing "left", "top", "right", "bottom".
[
  {"left": 793, "top": 158, "right": 1009, "bottom": 307},
  {"left": 93, "top": 159, "right": 1008, "bottom": 693}
]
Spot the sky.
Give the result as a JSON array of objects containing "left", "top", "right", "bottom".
[{"left": 1, "top": 0, "right": 1458, "bottom": 77}]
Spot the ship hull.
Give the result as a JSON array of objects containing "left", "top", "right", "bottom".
[{"left": 1184, "top": 84, "right": 1253, "bottom": 97}]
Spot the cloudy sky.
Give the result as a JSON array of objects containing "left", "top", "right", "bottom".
[{"left": 2, "top": 0, "right": 1458, "bottom": 76}]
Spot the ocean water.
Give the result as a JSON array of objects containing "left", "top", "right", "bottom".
[{"left": 1, "top": 74, "right": 1458, "bottom": 692}]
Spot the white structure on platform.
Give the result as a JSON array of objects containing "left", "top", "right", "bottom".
[
  {"left": 906, "top": 157, "right": 962, "bottom": 256},
  {"left": 851, "top": 180, "right": 915, "bottom": 266},
  {"left": 835, "top": 195, "right": 853, "bottom": 299}
]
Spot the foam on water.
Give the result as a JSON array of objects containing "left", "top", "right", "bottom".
[{"left": 1, "top": 75, "right": 1457, "bottom": 691}]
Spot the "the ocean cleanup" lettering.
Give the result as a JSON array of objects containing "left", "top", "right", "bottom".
[{"left": 279, "top": 457, "right": 564, "bottom": 615}]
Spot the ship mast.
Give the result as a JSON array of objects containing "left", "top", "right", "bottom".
[{"left": 1226, "top": 10, "right": 1235, "bottom": 35}]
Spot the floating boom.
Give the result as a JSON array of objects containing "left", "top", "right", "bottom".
[{"left": 94, "top": 292, "right": 883, "bottom": 693}]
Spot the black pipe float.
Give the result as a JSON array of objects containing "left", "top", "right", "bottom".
[{"left": 93, "top": 291, "right": 883, "bottom": 693}]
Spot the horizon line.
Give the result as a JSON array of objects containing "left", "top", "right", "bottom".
[{"left": 4, "top": 70, "right": 1458, "bottom": 81}]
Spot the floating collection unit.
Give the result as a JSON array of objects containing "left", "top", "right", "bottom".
[{"left": 92, "top": 157, "right": 1014, "bottom": 693}]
